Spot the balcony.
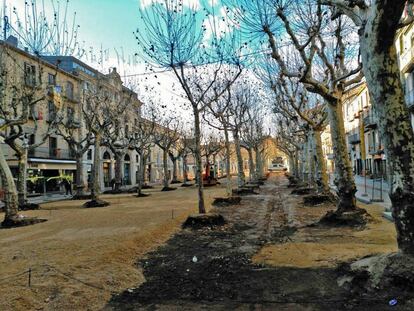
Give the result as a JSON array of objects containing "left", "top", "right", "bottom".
[
  {"left": 405, "top": 89, "right": 414, "bottom": 110},
  {"left": 67, "top": 118, "right": 81, "bottom": 129},
  {"left": 348, "top": 133, "right": 360, "bottom": 145},
  {"left": 400, "top": 46, "right": 414, "bottom": 73},
  {"left": 363, "top": 114, "right": 377, "bottom": 130},
  {"left": 368, "top": 146, "right": 378, "bottom": 155},
  {"left": 28, "top": 147, "right": 76, "bottom": 160},
  {"left": 63, "top": 91, "right": 80, "bottom": 103}
]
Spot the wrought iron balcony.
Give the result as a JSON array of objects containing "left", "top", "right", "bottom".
[
  {"left": 348, "top": 133, "right": 360, "bottom": 145},
  {"left": 405, "top": 89, "right": 414, "bottom": 110}
]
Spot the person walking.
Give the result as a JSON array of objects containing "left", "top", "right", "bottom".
[{"left": 64, "top": 179, "right": 72, "bottom": 196}]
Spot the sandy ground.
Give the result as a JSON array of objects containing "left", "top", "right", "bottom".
[
  {"left": 0, "top": 183, "right": 227, "bottom": 311},
  {"left": 107, "top": 173, "right": 402, "bottom": 311},
  {"left": 253, "top": 200, "right": 397, "bottom": 268}
]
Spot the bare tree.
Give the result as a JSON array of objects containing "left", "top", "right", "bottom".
[
  {"left": 137, "top": 0, "right": 242, "bottom": 213},
  {"left": 129, "top": 115, "right": 156, "bottom": 197},
  {"left": 240, "top": 102, "right": 268, "bottom": 182},
  {"left": 319, "top": 0, "right": 414, "bottom": 256},
  {"left": 228, "top": 82, "right": 255, "bottom": 188},
  {"left": 178, "top": 134, "right": 194, "bottom": 186},
  {"left": 81, "top": 74, "right": 129, "bottom": 207},
  {"left": 10, "top": 0, "right": 85, "bottom": 57},
  {"left": 262, "top": 66, "right": 329, "bottom": 192},
  {"left": 229, "top": 0, "right": 364, "bottom": 219},
  {"left": 273, "top": 113, "right": 309, "bottom": 183},
  {"left": 0, "top": 42, "right": 46, "bottom": 226},
  {"left": 201, "top": 133, "right": 224, "bottom": 179},
  {"left": 152, "top": 112, "right": 181, "bottom": 191},
  {"left": 4, "top": 103, "right": 59, "bottom": 208},
  {"left": 102, "top": 96, "right": 138, "bottom": 193},
  {"left": 55, "top": 100, "right": 92, "bottom": 199}
]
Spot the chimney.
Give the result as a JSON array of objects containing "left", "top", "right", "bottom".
[{"left": 6, "top": 35, "right": 18, "bottom": 47}]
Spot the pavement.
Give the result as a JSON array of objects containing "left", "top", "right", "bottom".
[
  {"left": 0, "top": 193, "right": 73, "bottom": 209},
  {"left": 329, "top": 173, "right": 393, "bottom": 222}
]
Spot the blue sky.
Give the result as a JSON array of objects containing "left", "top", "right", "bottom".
[
  {"left": 4, "top": 0, "right": 242, "bottom": 124},
  {"left": 68, "top": 0, "right": 140, "bottom": 56}
]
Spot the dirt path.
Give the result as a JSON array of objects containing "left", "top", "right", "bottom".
[{"left": 106, "top": 174, "right": 406, "bottom": 311}]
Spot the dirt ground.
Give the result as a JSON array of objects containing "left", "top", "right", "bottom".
[
  {"left": 107, "top": 174, "right": 408, "bottom": 311},
  {"left": 0, "top": 183, "right": 226, "bottom": 311}
]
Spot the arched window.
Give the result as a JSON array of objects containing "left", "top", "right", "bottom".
[
  {"left": 103, "top": 151, "right": 111, "bottom": 160},
  {"left": 124, "top": 154, "right": 130, "bottom": 162}
]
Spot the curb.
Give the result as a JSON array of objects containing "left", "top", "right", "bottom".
[
  {"left": 382, "top": 211, "right": 393, "bottom": 222},
  {"left": 356, "top": 195, "right": 371, "bottom": 204}
]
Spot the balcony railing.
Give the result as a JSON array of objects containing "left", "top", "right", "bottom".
[
  {"left": 67, "top": 118, "right": 81, "bottom": 129},
  {"left": 348, "top": 133, "right": 360, "bottom": 145},
  {"left": 63, "top": 91, "right": 80, "bottom": 103},
  {"left": 405, "top": 89, "right": 414, "bottom": 109},
  {"left": 28, "top": 147, "right": 76, "bottom": 160},
  {"left": 363, "top": 114, "right": 377, "bottom": 130},
  {"left": 400, "top": 46, "right": 414, "bottom": 72}
]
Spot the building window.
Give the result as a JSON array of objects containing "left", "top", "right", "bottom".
[
  {"left": 24, "top": 62, "right": 36, "bottom": 86},
  {"left": 48, "top": 101, "right": 56, "bottom": 121},
  {"left": 28, "top": 134, "right": 36, "bottom": 157},
  {"left": 48, "top": 73, "right": 56, "bottom": 85},
  {"left": 66, "top": 81, "right": 74, "bottom": 100},
  {"left": 67, "top": 107, "right": 74, "bottom": 121},
  {"left": 49, "top": 137, "right": 58, "bottom": 158},
  {"left": 87, "top": 149, "right": 92, "bottom": 160}
]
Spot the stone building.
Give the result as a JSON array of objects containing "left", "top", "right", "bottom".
[
  {"left": 0, "top": 37, "right": 185, "bottom": 196},
  {"left": 1, "top": 39, "right": 82, "bottom": 194}
]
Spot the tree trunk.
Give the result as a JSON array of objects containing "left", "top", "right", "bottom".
[
  {"left": 114, "top": 152, "right": 123, "bottom": 191},
  {"left": 182, "top": 155, "right": 189, "bottom": 184},
  {"left": 194, "top": 110, "right": 206, "bottom": 213},
  {"left": 162, "top": 148, "right": 170, "bottom": 189},
  {"left": 327, "top": 100, "right": 357, "bottom": 211},
  {"left": 17, "top": 150, "right": 28, "bottom": 207},
  {"left": 233, "top": 130, "right": 245, "bottom": 188},
  {"left": 254, "top": 146, "right": 263, "bottom": 179},
  {"left": 360, "top": 18, "right": 414, "bottom": 254},
  {"left": 0, "top": 145, "right": 20, "bottom": 223},
  {"left": 75, "top": 153, "right": 84, "bottom": 197},
  {"left": 299, "top": 147, "right": 305, "bottom": 181},
  {"left": 171, "top": 156, "right": 178, "bottom": 182},
  {"left": 137, "top": 151, "right": 146, "bottom": 196},
  {"left": 224, "top": 127, "right": 232, "bottom": 197},
  {"left": 248, "top": 148, "right": 255, "bottom": 181},
  {"left": 307, "top": 135, "right": 316, "bottom": 188},
  {"left": 313, "top": 129, "right": 330, "bottom": 193},
  {"left": 294, "top": 148, "right": 300, "bottom": 179},
  {"left": 91, "top": 134, "right": 101, "bottom": 201}
]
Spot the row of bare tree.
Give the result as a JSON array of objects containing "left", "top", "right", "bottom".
[{"left": 219, "top": 0, "right": 414, "bottom": 255}]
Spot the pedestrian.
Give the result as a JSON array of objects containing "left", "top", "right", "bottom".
[{"left": 64, "top": 179, "right": 72, "bottom": 196}]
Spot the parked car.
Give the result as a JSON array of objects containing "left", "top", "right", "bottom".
[{"left": 268, "top": 163, "right": 287, "bottom": 172}]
